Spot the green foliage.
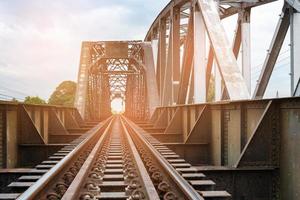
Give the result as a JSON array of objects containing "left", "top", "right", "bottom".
[
  {"left": 48, "top": 81, "right": 77, "bottom": 106},
  {"left": 24, "top": 96, "right": 46, "bottom": 105},
  {"left": 11, "top": 98, "right": 19, "bottom": 103}
]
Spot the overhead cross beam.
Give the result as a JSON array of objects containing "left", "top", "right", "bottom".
[{"left": 177, "top": 8, "right": 194, "bottom": 104}]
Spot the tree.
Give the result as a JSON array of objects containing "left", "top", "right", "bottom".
[
  {"left": 24, "top": 96, "right": 46, "bottom": 105},
  {"left": 11, "top": 98, "right": 19, "bottom": 103},
  {"left": 48, "top": 81, "right": 77, "bottom": 106}
]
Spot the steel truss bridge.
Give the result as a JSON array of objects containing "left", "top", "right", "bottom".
[{"left": 0, "top": 0, "right": 300, "bottom": 199}]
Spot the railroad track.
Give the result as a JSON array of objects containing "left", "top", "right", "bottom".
[{"left": 0, "top": 116, "right": 231, "bottom": 200}]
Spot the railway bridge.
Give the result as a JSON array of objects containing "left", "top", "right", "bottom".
[{"left": 0, "top": 0, "right": 300, "bottom": 199}]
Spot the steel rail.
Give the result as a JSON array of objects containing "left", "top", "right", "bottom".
[
  {"left": 120, "top": 116, "right": 160, "bottom": 200},
  {"left": 121, "top": 116, "right": 204, "bottom": 200},
  {"left": 61, "top": 118, "right": 114, "bottom": 199},
  {"left": 17, "top": 116, "right": 113, "bottom": 200},
  {"left": 62, "top": 116, "right": 160, "bottom": 199}
]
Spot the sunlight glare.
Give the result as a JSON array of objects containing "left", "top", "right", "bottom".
[{"left": 111, "top": 98, "right": 125, "bottom": 114}]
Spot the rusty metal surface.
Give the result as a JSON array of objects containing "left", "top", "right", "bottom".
[
  {"left": 0, "top": 102, "right": 87, "bottom": 169},
  {"left": 196, "top": 166, "right": 278, "bottom": 200},
  {"left": 1, "top": 97, "right": 300, "bottom": 199},
  {"left": 1, "top": 115, "right": 232, "bottom": 199},
  {"left": 150, "top": 96, "right": 300, "bottom": 199},
  {"left": 105, "top": 41, "right": 129, "bottom": 58}
]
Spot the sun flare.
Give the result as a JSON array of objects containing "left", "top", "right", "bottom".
[{"left": 111, "top": 98, "right": 125, "bottom": 114}]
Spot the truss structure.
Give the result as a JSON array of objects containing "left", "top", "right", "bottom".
[
  {"left": 75, "top": 0, "right": 300, "bottom": 118},
  {"left": 145, "top": 0, "right": 300, "bottom": 105},
  {"left": 74, "top": 41, "right": 158, "bottom": 121}
]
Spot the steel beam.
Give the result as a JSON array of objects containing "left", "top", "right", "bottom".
[
  {"left": 177, "top": 10, "right": 194, "bottom": 104},
  {"left": 208, "top": 14, "right": 241, "bottom": 100},
  {"left": 241, "top": 8, "right": 251, "bottom": 93},
  {"left": 159, "top": 18, "right": 167, "bottom": 104},
  {"left": 188, "top": 67, "right": 195, "bottom": 103},
  {"left": 253, "top": 5, "right": 290, "bottom": 99},
  {"left": 291, "top": 9, "right": 300, "bottom": 95},
  {"left": 215, "top": 64, "right": 222, "bottom": 101},
  {"left": 74, "top": 42, "right": 92, "bottom": 119},
  {"left": 197, "top": 0, "right": 250, "bottom": 100},
  {"left": 286, "top": 0, "right": 300, "bottom": 11},
  {"left": 233, "top": 15, "right": 242, "bottom": 58},
  {"left": 162, "top": 18, "right": 173, "bottom": 106},
  {"left": 172, "top": 7, "right": 181, "bottom": 104},
  {"left": 145, "top": 0, "right": 277, "bottom": 41},
  {"left": 205, "top": 47, "right": 214, "bottom": 98},
  {"left": 140, "top": 44, "right": 160, "bottom": 116},
  {"left": 194, "top": 5, "right": 207, "bottom": 103}
]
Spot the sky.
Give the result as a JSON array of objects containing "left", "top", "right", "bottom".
[
  {"left": 0, "top": 0, "right": 291, "bottom": 101},
  {"left": 221, "top": 0, "right": 291, "bottom": 98}
]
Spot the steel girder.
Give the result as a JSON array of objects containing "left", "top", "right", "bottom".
[{"left": 145, "top": 0, "right": 300, "bottom": 105}]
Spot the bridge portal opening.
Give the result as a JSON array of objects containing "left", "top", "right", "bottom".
[
  {"left": 111, "top": 97, "right": 125, "bottom": 114},
  {"left": 79, "top": 41, "right": 149, "bottom": 121}
]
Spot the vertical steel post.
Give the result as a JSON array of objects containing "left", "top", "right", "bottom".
[
  {"left": 162, "top": 16, "right": 173, "bottom": 106},
  {"left": 159, "top": 18, "right": 167, "bottom": 104},
  {"left": 215, "top": 65, "right": 222, "bottom": 101},
  {"left": 291, "top": 9, "right": 300, "bottom": 95},
  {"left": 172, "top": 7, "right": 181, "bottom": 104},
  {"left": 241, "top": 9, "right": 251, "bottom": 94},
  {"left": 74, "top": 42, "right": 91, "bottom": 119},
  {"left": 194, "top": 5, "right": 207, "bottom": 103}
]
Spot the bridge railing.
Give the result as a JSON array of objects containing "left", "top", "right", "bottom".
[
  {"left": 150, "top": 97, "right": 299, "bottom": 167},
  {"left": 0, "top": 101, "right": 85, "bottom": 168}
]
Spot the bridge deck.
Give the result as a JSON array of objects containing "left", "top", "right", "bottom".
[{"left": 0, "top": 116, "right": 231, "bottom": 200}]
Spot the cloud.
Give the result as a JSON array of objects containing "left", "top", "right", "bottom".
[
  {"left": 221, "top": 1, "right": 290, "bottom": 97},
  {"left": 0, "top": 0, "right": 169, "bottom": 100},
  {"left": 0, "top": 0, "right": 291, "bottom": 100}
]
